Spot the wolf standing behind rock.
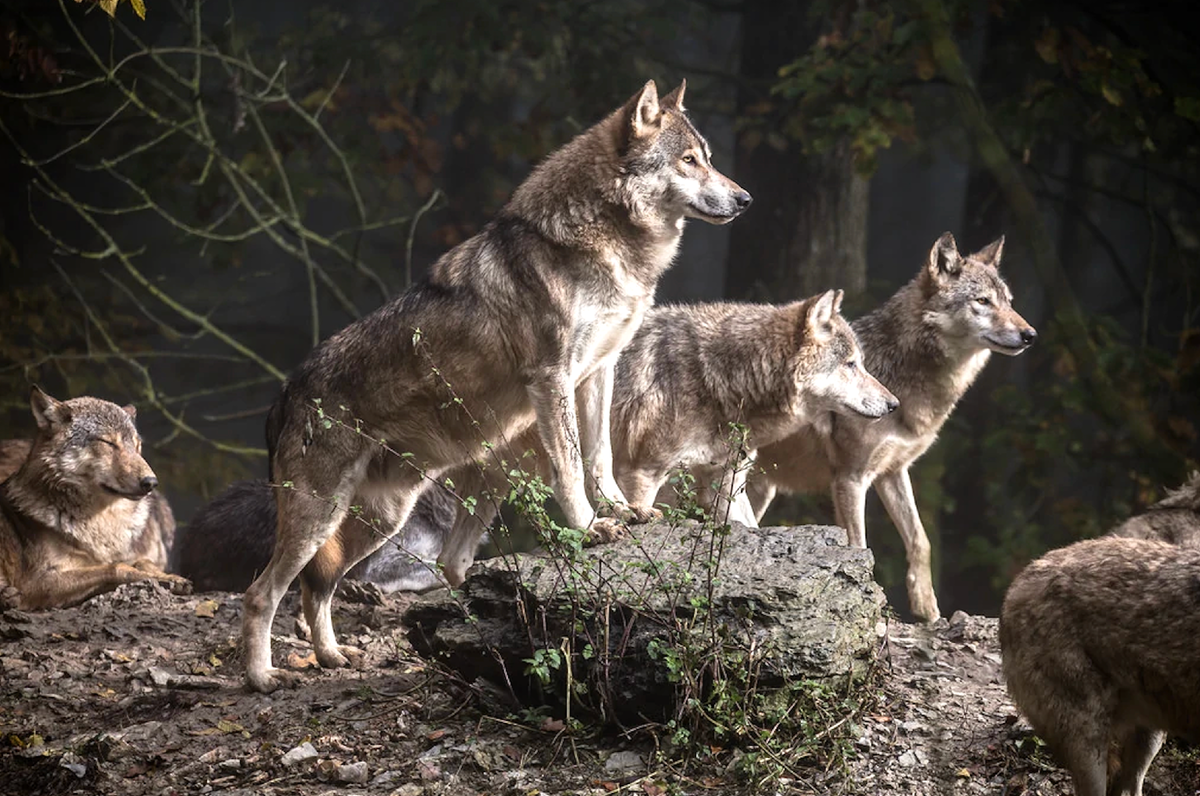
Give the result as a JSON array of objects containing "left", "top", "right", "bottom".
[
  {"left": 243, "top": 79, "right": 752, "bottom": 692},
  {"left": 613, "top": 290, "right": 898, "bottom": 525},
  {"left": 730, "top": 232, "right": 1036, "bottom": 622},
  {"left": 1000, "top": 536, "right": 1200, "bottom": 796},
  {"left": 0, "top": 387, "right": 188, "bottom": 609}
]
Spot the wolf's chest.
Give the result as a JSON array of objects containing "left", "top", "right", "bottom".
[{"left": 569, "top": 292, "right": 653, "bottom": 374}]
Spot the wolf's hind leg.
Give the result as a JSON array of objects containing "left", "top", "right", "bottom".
[
  {"left": 1109, "top": 726, "right": 1166, "bottom": 796},
  {"left": 301, "top": 472, "right": 429, "bottom": 670},
  {"left": 243, "top": 452, "right": 369, "bottom": 693}
]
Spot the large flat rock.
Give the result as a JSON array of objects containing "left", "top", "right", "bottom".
[{"left": 404, "top": 523, "right": 885, "bottom": 724}]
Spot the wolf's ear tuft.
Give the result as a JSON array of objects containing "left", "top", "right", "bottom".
[
  {"left": 30, "top": 385, "right": 71, "bottom": 430},
  {"left": 804, "top": 289, "right": 838, "bottom": 340},
  {"left": 927, "top": 232, "right": 962, "bottom": 279},
  {"left": 660, "top": 79, "right": 686, "bottom": 112},
  {"left": 973, "top": 235, "right": 1005, "bottom": 268},
  {"left": 122, "top": 404, "right": 137, "bottom": 422},
  {"left": 627, "top": 80, "right": 661, "bottom": 140}
]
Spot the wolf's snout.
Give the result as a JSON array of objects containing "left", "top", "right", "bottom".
[
  {"left": 139, "top": 475, "right": 158, "bottom": 495},
  {"left": 734, "top": 190, "right": 752, "bottom": 210},
  {"left": 885, "top": 398, "right": 900, "bottom": 414},
  {"left": 1020, "top": 327, "right": 1037, "bottom": 346}
]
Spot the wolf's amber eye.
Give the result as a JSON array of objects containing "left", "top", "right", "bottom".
[
  {"left": 976, "top": 297, "right": 991, "bottom": 306},
  {"left": 682, "top": 154, "right": 696, "bottom": 164},
  {"left": 845, "top": 360, "right": 856, "bottom": 369}
]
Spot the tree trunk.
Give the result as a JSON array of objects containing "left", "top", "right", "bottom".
[{"left": 726, "top": 0, "right": 869, "bottom": 302}]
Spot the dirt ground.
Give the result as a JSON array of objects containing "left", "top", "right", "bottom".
[{"left": 1, "top": 581, "right": 1197, "bottom": 796}]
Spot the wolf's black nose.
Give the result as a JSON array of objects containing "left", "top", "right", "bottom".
[
  {"left": 886, "top": 398, "right": 900, "bottom": 414},
  {"left": 140, "top": 476, "right": 158, "bottom": 494},
  {"left": 735, "top": 191, "right": 752, "bottom": 209},
  {"left": 1020, "top": 328, "right": 1038, "bottom": 346}
]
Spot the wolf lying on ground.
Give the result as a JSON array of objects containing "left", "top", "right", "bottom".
[
  {"left": 243, "top": 79, "right": 752, "bottom": 692},
  {"left": 173, "top": 479, "right": 495, "bottom": 593},
  {"left": 1000, "top": 535, "right": 1200, "bottom": 796},
  {"left": 717, "top": 232, "right": 1036, "bottom": 622},
  {"left": 0, "top": 387, "right": 189, "bottom": 610}
]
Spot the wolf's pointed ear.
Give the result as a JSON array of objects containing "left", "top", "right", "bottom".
[
  {"left": 627, "top": 80, "right": 661, "bottom": 140},
  {"left": 973, "top": 235, "right": 1005, "bottom": 268},
  {"left": 122, "top": 404, "right": 137, "bottom": 422},
  {"left": 927, "top": 232, "right": 962, "bottom": 281},
  {"left": 30, "top": 385, "right": 70, "bottom": 430},
  {"left": 659, "top": 79, "right": 686, "bottom": 112},
  {"left": 804, "top": 289, "right": 839, "bottom": 340},
  {"left": 831, "top": 288, "right": 845, "bottom": 315}
]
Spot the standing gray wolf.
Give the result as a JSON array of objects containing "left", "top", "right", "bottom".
[
  {"left": 0, "top": 387, "right": 188, "bottom": 610},
  {"left": 611, "top": 290, "right": 898, "bottom": 524},
  {"left": 244, "top": 79, "right": 751, "bottom": 692},
  {"left": 173, "top": 478, "right": 496, "bottom": 593},
  {"left": 1108, "top": 471, "right": 1200, "bottom": 548},
  {"left": 734, "top": 232, "right": 1036, "bottom": 622},
  {"left": 1000, "top": 536, "right": 1200, "bottom": 796}
]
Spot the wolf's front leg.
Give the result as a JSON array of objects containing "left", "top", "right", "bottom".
[
  {"left": 874, "top": 469, "right": 941, "bottom": 622},
  {"left": 576, "top": 365, "right": 660, "bottom": 524},
  {"left": 528, "top": 376, "right": 619, "bottom": 541},
  {"left": 830, "top": 474, "right": 870, "bottom": 548}
]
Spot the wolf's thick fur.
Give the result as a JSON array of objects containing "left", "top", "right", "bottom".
[
  {"left": 174, "top": 479, "right": 495, "bottom": 593},
  {"left": 612, "top": 291, "right": 898, "bottom": 524},
  {"left": 1109, "top": 471, "right": 1200, "bottom": 548},
  {"left": 737, "top": 233, "right": 1036, "bottom": 621},
  {"left": 244, "top": 80, "right": 750, "bottom": 692},
  {"left": 0, "top": 388, "right": 188, "bottom": 610},
  {"left": 1000, "top": 536, "right": 1200, "bottom": 796}
]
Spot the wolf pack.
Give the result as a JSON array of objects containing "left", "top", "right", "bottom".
[{"left": 1, "top": 80, "right": 1195, "bottom": 795}]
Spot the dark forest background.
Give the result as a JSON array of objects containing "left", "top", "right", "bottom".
[{"left": 1, "top": 0, "right": 1197, "bottom": 618}]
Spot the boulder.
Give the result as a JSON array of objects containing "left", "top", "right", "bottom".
[{"left": 404, "top": 523, "right": 885, "bottom": 724}]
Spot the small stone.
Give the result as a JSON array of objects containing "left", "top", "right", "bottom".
[
  {"left": 371, "top": 770, "right": 404, "bottom": 787},
  {"left": 59, "top": 751, "right": 87, "bottom": 778},
  {"left": 218, "top": 758, "right": 242, "bottom": 771},
  {"left": 338, "top": 761, "right": 369, "bottom": 783},
  {"left": 604, "top": 750, "right": 644, "bottom": 774},
  {"left": 280, "top": 742, "right": 319, "bottom": 767},
  {"left": 897, "top": 749, "right": 918, "bottom": 767},
  {"left": 391, "top": 785, "right": 423, "bottom": 796}
]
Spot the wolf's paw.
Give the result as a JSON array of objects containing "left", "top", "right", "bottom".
[
  {"left": 316, "top": 644, "right": 366, "bottom": 670},
  {"left": 584, "top": 517, "right": 628, "bottom": 546},
  {"left": 622, "top": 503, "right": 662, "bottom": 524},
  {"left": 908, "top": 585, "right": 942, "bottom": 624},
  {"left": 337, "top": 580, "right": 385, "bottom": 606},
  {"left": 158, "top": 574, "right": 193, "bottom": 596},
  {"left": 597, "top": 501, "right": 661, "bottom": 525},
  {"left": 245, "top": 666, "right": 304, "bottom": 694}
]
